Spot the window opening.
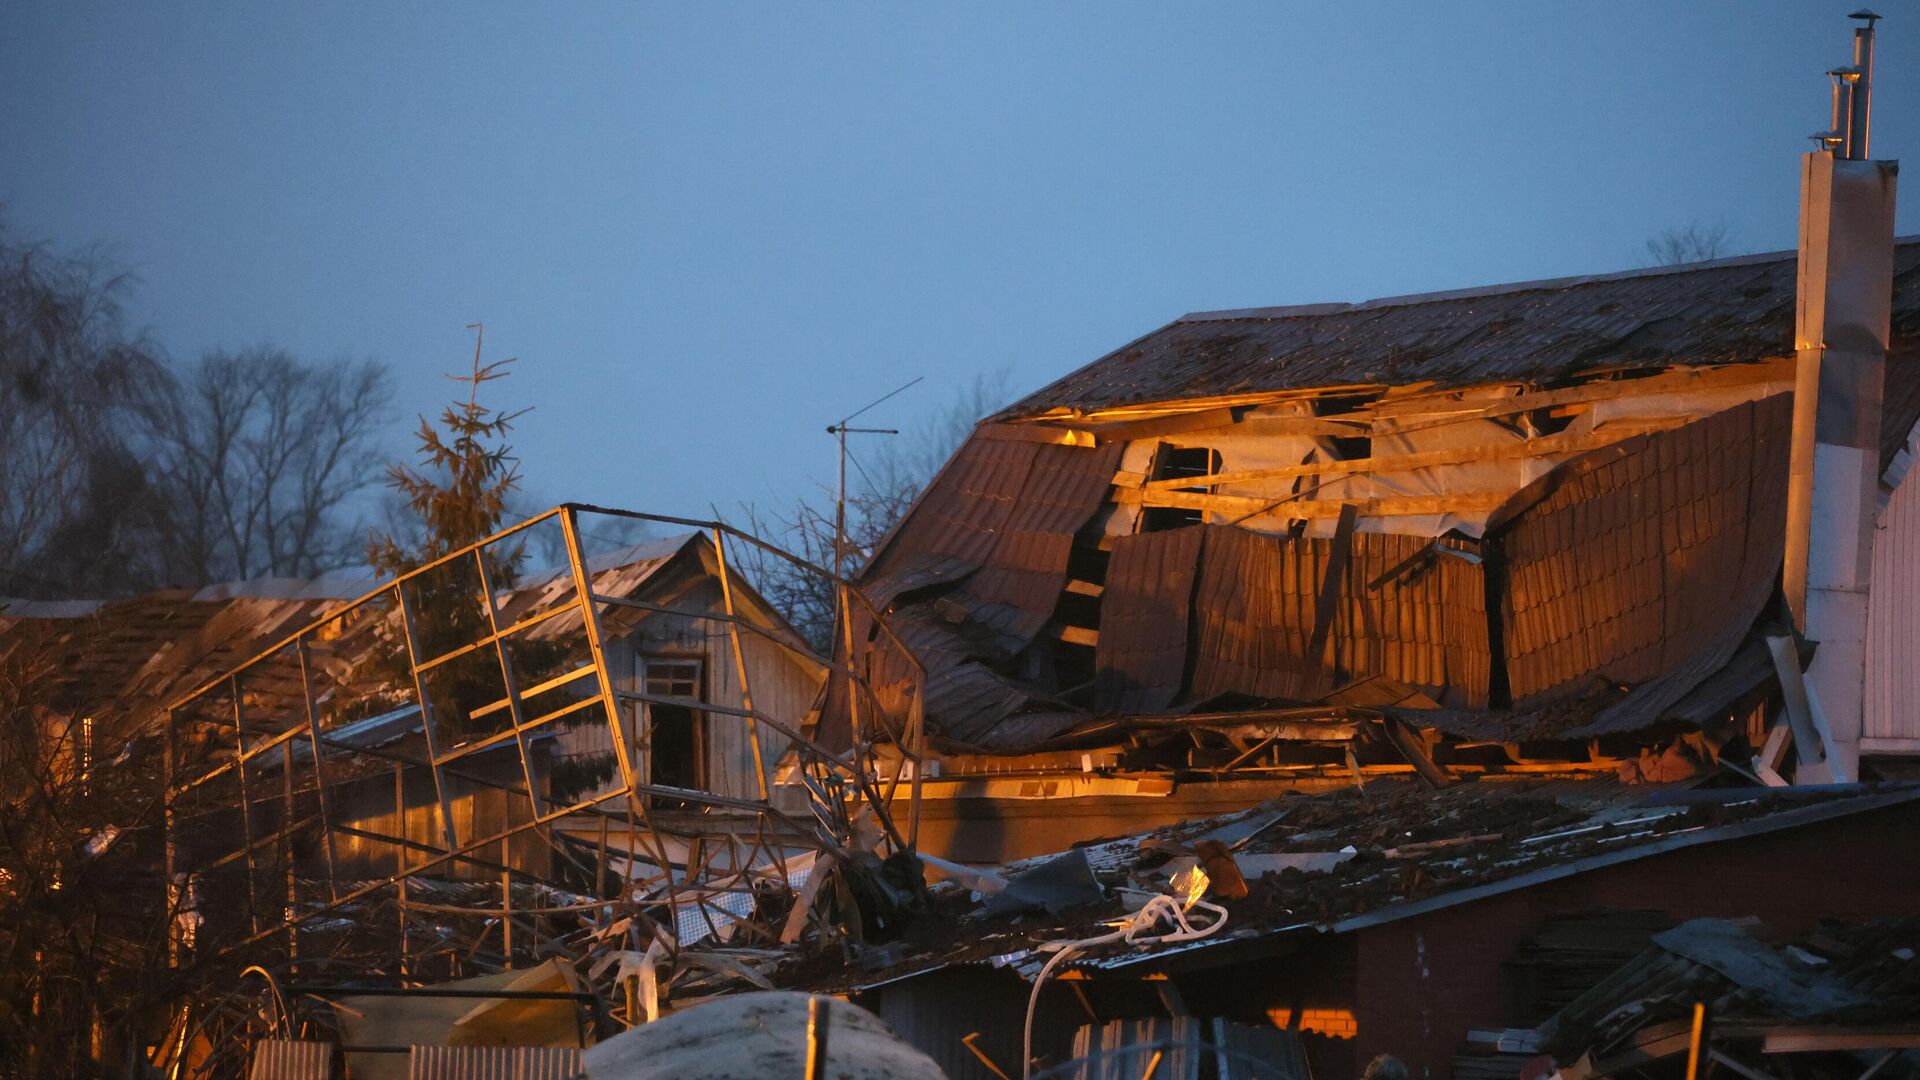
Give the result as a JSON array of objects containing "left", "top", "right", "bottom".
[
  {"left": 641, "top": 658, "right": 703, "bottom": 792},
  {"left": 1144, "top": 444, "right": 1221, "bottom": 531}
]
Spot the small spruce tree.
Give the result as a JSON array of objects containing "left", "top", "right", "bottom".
[{"left": 367, "top": 326, "right": 529, "bottom": 744}]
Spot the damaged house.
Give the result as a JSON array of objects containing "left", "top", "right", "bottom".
[
  {"left": 13, "top": 16, "right": 1920, "bottom": 1080},
  {"left": 837, "top": 175, "right": 1920, "bottom": 864}
]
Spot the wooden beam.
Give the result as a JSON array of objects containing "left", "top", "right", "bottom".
[
  {"left": 1373, "top": 363, "right": 1793, "bottom": 434},
  {"left": 1754, "top": 722, "right": 1791, "bottom": 787},
  {"left": 1232, "top": 417, "right": 1371, "bottom": 438},
  {"left": 1088, "top": 406, "right": 1240, "bottom": 444},
  {"left": 1049, "top": 624, "right": 1099, "bottom": 648},
  {"left": 1139, "top": 418, "right": 1690, "bottom": 490},
  {"left": 1361, "top": 358, "right": 1793, "bottom": 420},
  {"left": 1111, "top": 486, "right": 1510, "bottom": 519},
  {"left": 1063, "top": 579, "right": 1105, "bottom": 598},
  {"left": 976, "top": 422, "right": 1097, "bottom": 447},
  {"left": 1758, "top": 1025, "right": 1920, "bottom": 1053},
  {"left": 1380, "top": 716, "right": 1452, "bottom": 789}
]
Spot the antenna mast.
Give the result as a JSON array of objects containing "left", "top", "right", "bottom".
[{"left": 824, "top": 376, "right": 922, "bottom": 579}]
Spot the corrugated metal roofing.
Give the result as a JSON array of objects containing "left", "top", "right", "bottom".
[
  {"left": 1094, "top": 527, "right": 1204, "bottom": 713},
  {"left": 405, "top": 1044, "right": 582, "bottom": 1079},
  {"left": 964, "top": 442, "right": 1124, "bottom": 647},
  {"left": 1000, "top": 241, "right": 1920, "bottom": 418},
  {"left": 1500, "top": 394, "right": 1791, "bottom": 734},
  {"left": 868, "top": 437, "right": 1040, "bottom": 579},
  {"left": 248, "top": 1039, "right": 334, "bottom": 1080}
]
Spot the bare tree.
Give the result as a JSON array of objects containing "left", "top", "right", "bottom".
[
  {"left": 1642, "top": 222, "right": 1733, "bottom": 267},
  {"left": 147, "top": 348, "right": 391, "bottom": 585},
  {"left": 0, "top": 620, "right": 180, "bottom": 1076},
  {"left": 729, "top": 368, "right": 1016, "bottom": 646},
  {"left": 0, "top": 221, "right": 171, "bottom": 600}
]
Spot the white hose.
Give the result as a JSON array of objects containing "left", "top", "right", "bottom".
[{"left": 1020, "top": 893, "right": 1228, "bottom": 1079}]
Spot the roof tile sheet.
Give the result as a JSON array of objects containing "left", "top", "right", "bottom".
[
  {"left": 1094, "top": 527, "right": 1204, "bottom": 713},
  {"left": 1501, "top": 393, "right": 1791, "bottom": 720},
  {"left": 963, "top": 441, "right": 1124, "bottom": 648},
  {"left": 1001, "top": 243, "right": 1920, "bottom": 418}
]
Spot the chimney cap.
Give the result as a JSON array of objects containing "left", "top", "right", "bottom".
[{"left": 1849, "top": 9, "right": 1881, "bottom": 25}]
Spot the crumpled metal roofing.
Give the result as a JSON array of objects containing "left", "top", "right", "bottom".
[
  {"left": 1496, "top": 393, "right": 1792, "bottom": 737},
  {"left": 848, "top": 434, "right": 1122, "bottom": 751},
  {"left": 1000, "top": 241, "right": 1920, "bottom": 419},
  {"left": 1094, "top": 526, "right": 1205, "bottom": 714}
]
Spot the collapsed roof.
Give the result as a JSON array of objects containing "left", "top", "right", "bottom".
[{"left": 844, "top": 243, "right": 1920, "bottom": 754}]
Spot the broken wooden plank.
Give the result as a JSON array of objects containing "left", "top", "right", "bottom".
[
  {"left": 1364, "top": 359, "right": 1793, "bottom": 422},
  {"left": 1111, "top": 486, "right": 1510, "bottom": 519},
  {"left": 976, "top": 422, "right": 1097, "bottom": 447},
  {"left": 1062, "top": 579, "right": 1104, "bottom": 598},
  {"left": 779, "top": 854, "right": 836, "bottom": 945},
  {"left": 1765, "top": 634, "right": 1833, "bottom": 775},
  {"left": 1087, "top": 406, "right": 1240, "bottom": 444},
  {"left": 1048, "top": 624, "right": 1099, "bottom": 648},
  {"left": 1753, "top": 722, "right": 1791, "bottom": 787},
  {"left": 1380, "top": 715, "right": 1452, "bottom": 790},
  {"left": 1139, "top": 418, "right": 1692, "bottom": 491}
]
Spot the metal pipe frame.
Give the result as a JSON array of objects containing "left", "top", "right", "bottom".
[{"left": 161, "top": 503, "right": 928, "bottom": 992}]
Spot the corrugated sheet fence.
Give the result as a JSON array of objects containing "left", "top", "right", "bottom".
[{"left": 406, "top": 1044, "right": 583, "bottom": 1079}]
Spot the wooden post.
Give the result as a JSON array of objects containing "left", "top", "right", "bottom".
[{"left": 501, "top": 869, "right": 515, "bottom": 965}]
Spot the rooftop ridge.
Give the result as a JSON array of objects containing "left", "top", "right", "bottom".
[{"left": 1180, "top": 235, "right": 1920, "bottom": 324}]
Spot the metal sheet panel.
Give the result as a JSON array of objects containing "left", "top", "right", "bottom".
[
  {"left": 1095, "top": 527, "right": 1205, "bottom": 713},
  {"left": 1183, "top": 527, "right": 1489, "bottom": 710},
  {"left": 965, "top": 442, "right": 1125, "bottom": 647},
  {"left": 867, "top": 435, "right": 1041, "bottom": 579},
  {"left": 999, "top": 242, "right": 1920, "bottom": 419},
  {"left": 406, "top": 1044, "right": 582, "bottom": 1080},
  {"left": 1501, "top": 395, "right": 1791, "bottom": 704},
  {"left": 1188, "top": 526, "right": 1330, "bottom": 704},
  {"left": 249, "top": 1039, "right": 333, "bottom": 1080}
]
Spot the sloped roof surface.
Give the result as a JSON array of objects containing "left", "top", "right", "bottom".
[
  {"left": 0, "top": 532, "right": 706, "bottom": 727},
  {"left": 1502, "top": 394, "right": 1792, "bottom": 720},
  {"left": 1001, "top": 241, "right": 1920, "bottom": 418}
]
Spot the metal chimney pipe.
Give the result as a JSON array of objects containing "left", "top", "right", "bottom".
[
  {"left": 1849, "top": 11, "right": 1878, "bottom": 158},
  {"left": 1785, "top": 12, "right": 1897, "bottom": 783}
]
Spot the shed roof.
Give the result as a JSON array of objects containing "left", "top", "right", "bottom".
[
  {"left": 0, "top": 529, "right": 713, "bottom": 727},
  {"left": 1000, "top": 240, "right": 1920, "bottom": 419}
]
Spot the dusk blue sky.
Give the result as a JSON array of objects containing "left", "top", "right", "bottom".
[{"left": 5, "top": 4, "right": 1915, "bottom": 523}]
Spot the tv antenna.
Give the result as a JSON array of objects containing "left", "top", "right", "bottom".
[{"left": 826, "top": 376, "right": 922, "bottom": 578}]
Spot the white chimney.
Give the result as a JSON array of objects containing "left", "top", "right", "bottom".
[{"left": 1783, "top": 11, "right": 1897, "bottom": 783}]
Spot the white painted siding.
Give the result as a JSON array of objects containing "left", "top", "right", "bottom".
[{"left": 1865, "top": 466, "right": 1920, "bottom": 745}]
